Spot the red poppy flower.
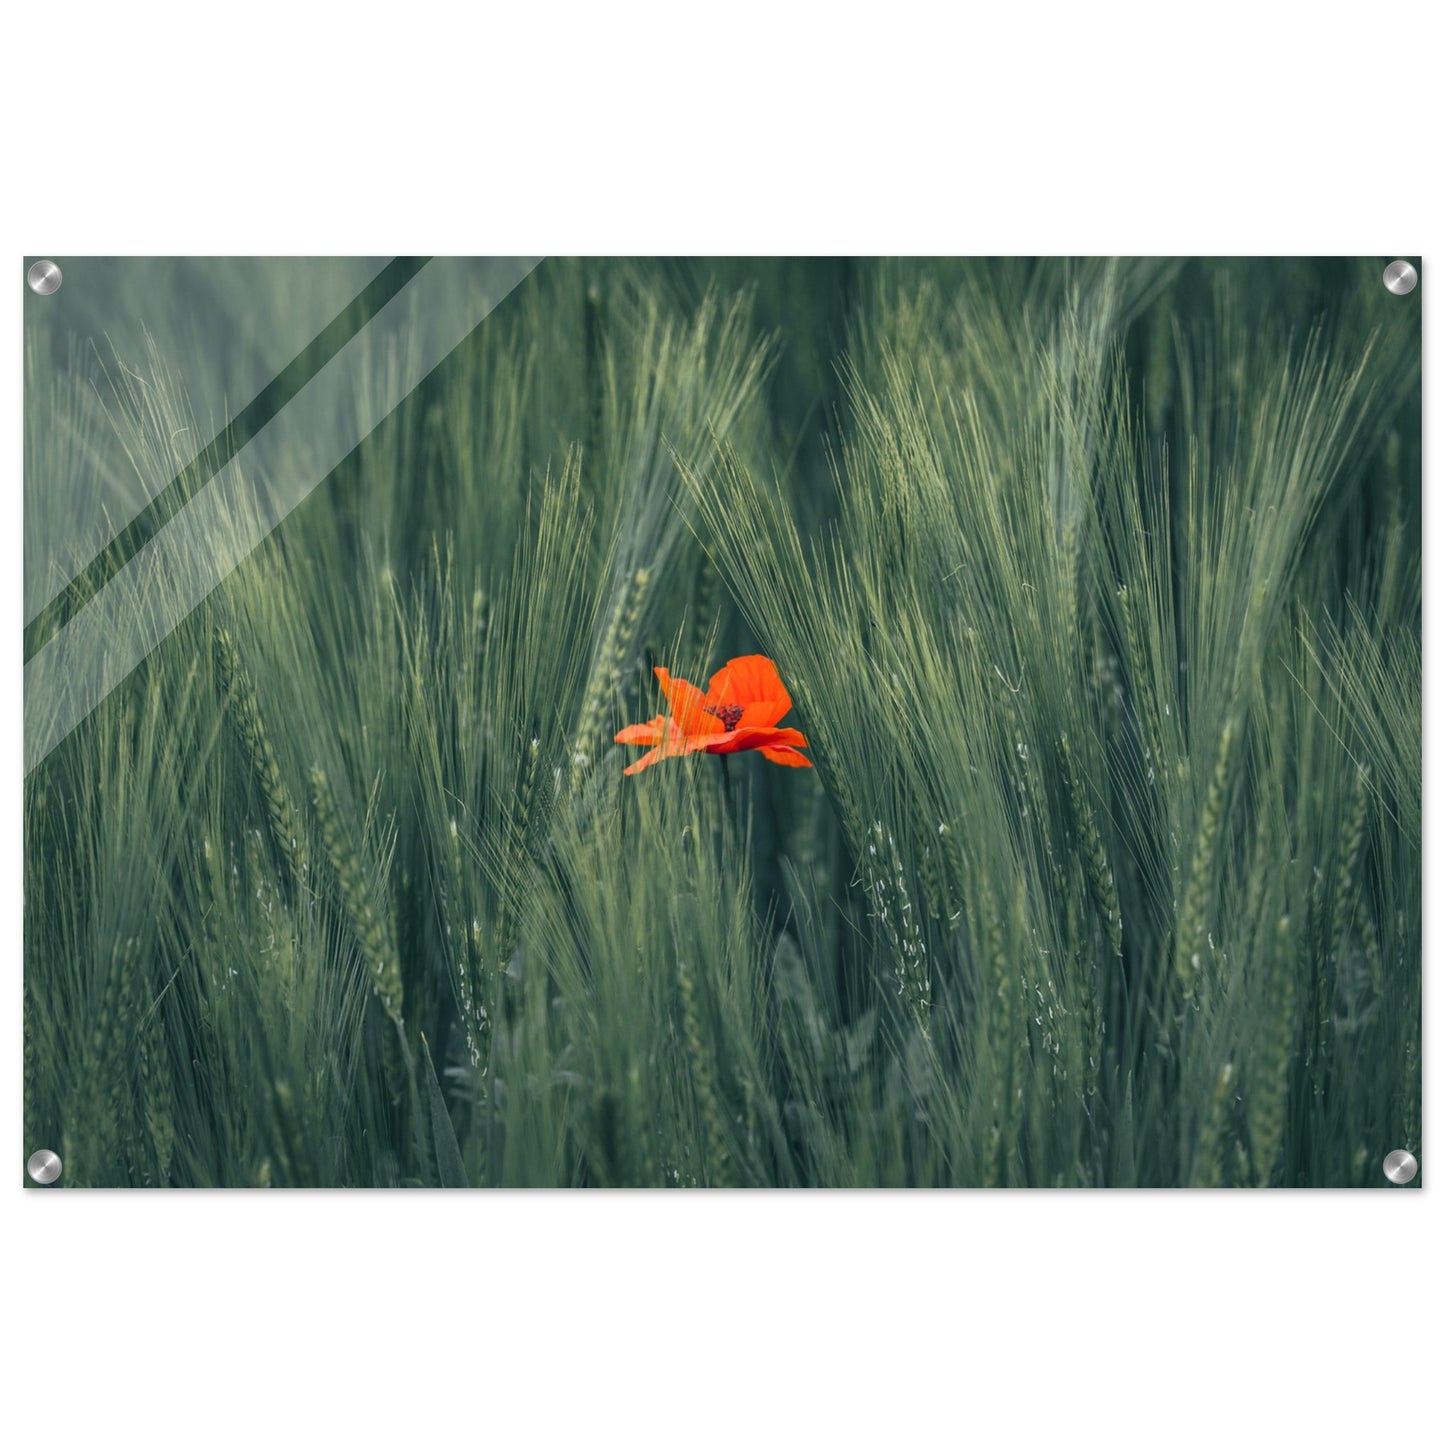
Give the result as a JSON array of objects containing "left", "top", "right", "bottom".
[{"left": 615, "top": 654, "right": 811, "bottom": 776}]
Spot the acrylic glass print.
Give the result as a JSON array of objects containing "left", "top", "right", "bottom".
[{"left": 21, "top": 257, "right": 1421, "bottom": 1187}]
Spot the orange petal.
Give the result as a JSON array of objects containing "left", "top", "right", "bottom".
[
  {"left": 655, "top": 667, "right": 723, "bottom": 737},
  {"left": 615, "top": 716, "right": 667, "bottom": 746},
  {"left": 760, "top": 745, "right": 812, "bottom": 768},
  {"left": 705, "top": 654, "right": 792, "bottom": 728},
  {"left": 701, "top": 725, "right": 808, "bottom": 755},
  {"left": 623, "top": 745, "right": 669, "bottom": 775}
]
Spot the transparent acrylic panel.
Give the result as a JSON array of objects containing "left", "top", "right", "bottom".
[{"left": 22, "top": 257, "right": 1421, "bottom": 1188}]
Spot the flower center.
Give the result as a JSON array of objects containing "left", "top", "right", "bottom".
[{"left": 704, "top": 703, "right": 744, "bottom": 731}]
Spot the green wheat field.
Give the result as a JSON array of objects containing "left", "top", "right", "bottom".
[{"left": 22, "top": 257, "right": 1421, "bottom": 1187}]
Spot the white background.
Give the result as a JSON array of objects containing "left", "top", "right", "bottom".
[{"left": 1, "top": 4, "right": 1438, "bottom": 1440}]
